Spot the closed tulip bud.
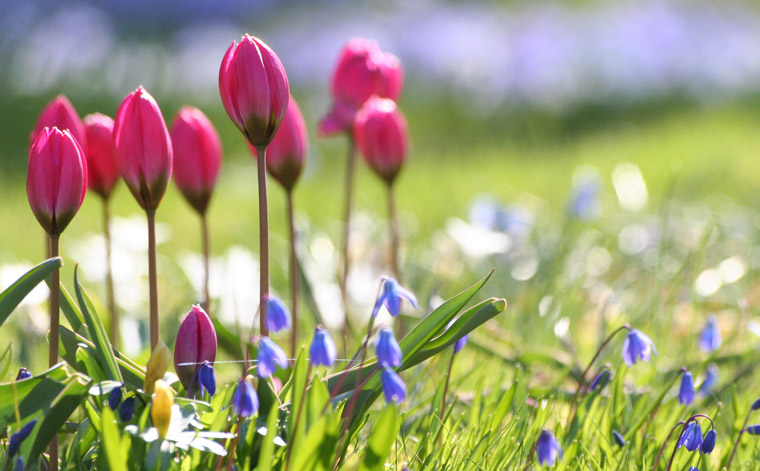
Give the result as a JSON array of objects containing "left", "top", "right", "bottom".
[
  {"left": 376, "top": 326, "right": 403, "bottom": 369},
  {"left": 144, "top": 342, "right": 171, "bottom": 395},
  {"left": 249, "top": 95, "right": 308, "bottom": 191},
  {"left": 174, "top": 305, "right": 217, "bottom": 393},
  {"left": 113, "top": 86, "right": 173, "bottom": 211},
  {"left": 219, "top": 34, "right": 289, "bottom": 147},
  {"left": 30, "top": 95, "right": 86, "bottom": 148},
  {"left": 380, "top": 368, "right": 406, "bottom": 404},
  {"left": 83, "top": 113, "right": 119, "bottom": 199},
  {"left": 310, "top": 326, "right": 337, "bottom": 367},
  {"left": 27, "top": 127, "right": 88, "bottom": 236},
  {"left": 354, "top": 96, "right": 409, "bottom": 185},
  {"left": 151, "top": 379, "right": 173, "bottom": 439},
  {"left": 170, "top": 106, "right": 222, "bottom": 214}
]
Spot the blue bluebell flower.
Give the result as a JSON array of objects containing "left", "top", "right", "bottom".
[
  {"left": 14, "top": 457, "right": 24, "bottom": 471},
  {"left": 108, "top": 384, "right": 123, "bottom": 410},
  {"left": 8, "top": 420, "right": 37, "bottom": 457},
  {"left": 265, "top": 294, "right": 291, "bottom": 333},
  {"left": 15, "top": 368, "right": 31, "bottom": 381},
  {"left": 589, "top": 369, "right": 611, "bottom": 392},
  {"left": 752, "top": 398, "right": 760, "bottom": 410},
  {"left": 376, "top": 326, "right": 403, "bottom": 369},
  {"left": 697, "top": 363, "right": 718, "bottom": 397},
  {"left": 381, "top": 368, "right": 406, "bottom": 404},
  {"left": 745, "top": 425, "right": 760, "bottom": 434},
  {"left": 309, "top": 326, "right": 337, "bottom": 367},
  {"left": 232, "top": 378, "right": 259, "bottom": 417},
  {"left": 371, "top": 277, "right": 419, "bottom": 318},
  {"left": 536, "top": 429, "right": 562, "bottom": 465},
  {"left": 688, "top": 468, "right": 699, "bottom": 471},
  {"left": 701, "top": 429, "right": 716, "bottom": 454},
  {"left": 677, "top": 422, "right": 703, "bottom": 452},
  {"left": 119, "top": 396, "right": 136, "bottom": 422},
  {"left": 679, "top": 371, "right": 694, "bottom": 406},
  {"left": 567, "top": 176, "right": 600, "bottom": 221},
  {"left": 698, "top": 315, "right": 721, "bottom": 352},
  {"left": 454, "top": 335, "right": 469, "bottom": 354},
  {"left": 612, "top": 430, "right": 626, "bottom": 447},
  {"left": 257, "top": 338, "right": 289, "bottom": 378},
  {"left": 621, "top": 329, "right": 657, "bottom": 366},
  {"left": 198, "top": 361, "right": 216, "bottom": 396}
]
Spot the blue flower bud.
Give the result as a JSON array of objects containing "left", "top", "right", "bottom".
[
  {"left": 536, "top": 429, "right": 563, "bottom": 465},
  {"left": 745, "top": 424, "right": 760, "bottom": 434},
  {"left": 265, "top": 294, "right": 291, "bottom": 333},
  {"left": 679, "top": 371, "right": 694, "bottom": 406},
  {"left": 14, "top": 457, "right": 24, "bottom": 471},
  {"left": 15, "top": 368, "right": 31, "bottom": 381},
  {"left": 589, "top": 369, "right": 611, "bottom": 392},
  {"left": 376, "top": 326, "right": 403, "bottom": 369},
  {"left": 257, "top": 338, "right": 289, "bottom": 378},
  {"left": 8, "top": 420, "right": 37, "bottom": 457},
  {"left": 698, "top": 315, "right": 721, "bottom": 353},
  {"left": 621, "top": 329, "right": 657, "bottom": 367},
  {"left": 381, "top": 368, "right": 406, "bottom": 404},
  {"left": 688, "top": 467, "right": 700, "bottom": 471},
  {"left": 119, "top": 396, "right": 136, "bottom": 422},
  {"left": 108, "top": 384, "right": 123, "bottom": 410},
  {"left": 309, "top": 326, "right": 337, "bottom": 367},
  {"left": 453, "top": 335, "right": 469, "bottom": 354},
  {"left": 677, "top": 422, "right": 703, "bottom": 452},
  {"left": 700, "top": 429, "right": 716, "bottom": 454},
  {"left": 371, "top": 277, "right": 418, "bottom": 318},
  {"left": 697, "top": 363, "right": 718, "bottom": 397},
  {"left": 612, "top": 430, "right": 626, "bottom": 447},
  {"left": 198, "top": 361, "right": 216, "bottom": 396},
  {"left": 232, "top": 378, "right": 259, "bottom": 417},
  {"left": 752, "top": 398, "right": 760, "bottom": 411}
]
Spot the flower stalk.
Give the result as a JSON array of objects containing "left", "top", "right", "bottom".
[{"left": 256, "top": 145, "right": 270, "bottom": 338}]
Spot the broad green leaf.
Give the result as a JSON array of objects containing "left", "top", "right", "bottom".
[
  {"left": 100, "top": 406, "right": 127, "bottom": 470},
  {"left": 0, "top": 342, "right": 13, "bottom": 381},
  {"left": 257, "top": 404, "right": 280, "bottom": 471},
  {"left": 0, "top": 257, "right": 61, "bottom": 327},
  {"left": 287, "top": 347, "right": 308, "bottom": 443},
  {"left": 0, "top": 363, "right": 70, "bottom": 425},
  {"left": 358, "top": 404, "right": 399, "bottom": 471}
]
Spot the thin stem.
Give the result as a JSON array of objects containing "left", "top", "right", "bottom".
[
  {"left": 726, "top": 406, "right": 754, "bottom": 470},
  {"left": 565, "top": 324, "right": 631, "bottom": 429},
  {"left": 323, "top": 347, "right": 363, "bottom": 414},
  {"left": 665, "top": 415, "right": 713, "bottom": 471},
  {"left": 201, "top": 212, "right": 211, "bottom": 313},
  {"left": 146, "top": 209, "right": 159, "bottom": 352},
  {"left": 339, "top": 136, "right": 356, "bottom": 353},
  {"left": 440, "top": 350, "right": 456, "bottom": 423},
  {"left": 520, "top": 440, "right": 538, "bottom": 471},
  {"left": 49, "top": 234, "right": 60, "bottom": 471},
  {"left": 652, "top": 421, "right": 685, "bottom": 471},
  {"left": 387, "top": 183, "right": 400, "bottom": 282},
  {"left": 287, "top": 190, "right": 299, "bottom": 359},
  {"left": 285, "top": 363, "right": 312, "bottom": 471},
  {"left": 256, "top": 145, "right": 270, "bottom": 338},
  {"left": 103, "top": 198, "right": 117, "bottom": 348}
]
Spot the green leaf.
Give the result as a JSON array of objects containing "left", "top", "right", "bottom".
[
  {"left": 100, "top": 406, "right": 128, "bottom": 470},
  {"left": 358, "top": 404, "right": 399, "bottom": 471},
  {"left": 0, "top": 341, "right": 13, "bottom": 381},
  {"left": 257, "top": 404, "right": 281, "bottom": 471},
  {"left": 0, "top": 257, "right": 62, "bottom": 328},
  {"left": 0, "top": 364, "right": 70, "bottom": 425}
]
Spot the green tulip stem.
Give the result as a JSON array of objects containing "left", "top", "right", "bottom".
[
  {"left": 287, "top": 189, "right": 299, "bottom": 359},
  {"left": 256, "top": 145, "right": 270, "bottom": 338},
  {"left": 339, "top": 135, "right": 356, "bottom": 353},
  {"left": 146, "top": 209, "right": 159, "bottom": 351},
  {"left": 103, "top": 197, "right": 117, "bottom": 348},
  {"left": 201, "top": 211, "right": 211, "bottom": 314},
  {"left": 48, "top": 233, "right": 60, "bottom": 471}
]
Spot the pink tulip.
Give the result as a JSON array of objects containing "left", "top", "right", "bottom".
[
  {"left": 219, "top": 34, "right": 290, "bottom": 147},
  {"left": 319, "top": 38, "right": 404, "bottom": 136},
  {"left": 27, "top": 127, "right": 88, "bottom": 236},
  {"left": 83, "top": 113, "right": 119, "bottom": 199},
  {"left": 174, "top": 305, "right": 217, "bottom": 392},
  {"left": 248, "top": 96, "right": 308, "bottom": 191},
  {"left": 113, "top": 86, "right": 173, "bottom": 211},
  {"left": 354, "top": 96, "right": 409, "bottom": 185},
  {"left": 170, "top": 106, "right": 222, "bottom": 214},
  {"left": 30, "top": 95, "right": 86, "bottom": 149}
]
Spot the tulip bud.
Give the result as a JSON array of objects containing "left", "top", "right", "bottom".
[
  {"left": 319, "top": 38, "right": 404, "bottom": 136},
  {"left": 83, "top": 113, "right": 119, "bottom": 199},
  {"left": 249, "top": 95, "right": 307, "bottom": 191},
  {"left": 151, "top": 379, "right": 173, "bottom": 439},
  {"left": 113, "top": 86, "right": 173, "bottom": 211},
  {"left": 354, "top": 96, "right": 409, "bottom": 185},
  {"left": 219, "top": 34, "right": 289, "bottom": 147},
  {"left": 27, "top": 127, "right": 88, "bottom": 236},
  {"left": 30, "top": 95, "right": 86, "bottom": 148},
  {"left": 174, "top": 305, "right": 217, "bottom": 393},
  {"left": 144, "top": 342, "right": 171, "bottom": 395},
  {"left": 170, "top": 106, "right": 222, "bottom": 215}
]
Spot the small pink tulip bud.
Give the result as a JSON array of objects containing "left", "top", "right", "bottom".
[
  {"left": 354, "top": 96, "right": 409, "bottom": 185},
  {"left": 319, "top": 38, "right": 404, "bottom": 136},
  {"left": 30, "top": 95, "right": 86, "bottom": 149},
  {"left": 113, "top": 86, "right": 173, "bottom": 211},
  {"left": 218, "top": 34, "right": 290, "bottom": 147},
  {"left": 174, "top": 305, "right": 217, "bottom": 393},
  {"left": 170, "top": 106, "right": 222, "bottom": 215},
  {"left": 83, "top": 113, "right": 119, "bottom": 199},
  {"left": 248, "top": 95, "right": 307, "bottom": 191},
  {"left": 27, "top": 127, "right": 88, "bottom": 236}
]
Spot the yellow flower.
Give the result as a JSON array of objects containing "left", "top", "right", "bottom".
[
  {"left": 144, "top": 342, "right": 171, "bottom": 395},
  {"left": 151, "top": 379, "right": 173, "bottom": 439}
]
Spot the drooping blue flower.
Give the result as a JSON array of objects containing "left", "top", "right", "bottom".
[
  {"left": 697, "top": 363, "right": 718, "bottom": 397},
  {"left": 309, "top": 326, "right": 337, "bottom": 367},
  {"left": 454, "top": 335, "right": 469, "bottom": 354},
  {"left": 265, "top": 294, "right": 291, "bottom": 333},
  {"left": 371, "top": 277, "right": 419, "bottom": 318},
  {"left": 745, "top": 425, "right": 760, "bottom": 434},
  {"left": 677, "top": 422, "right": 703, "bottom": 452},
  {"left": 621, "top": 329, "right": 657, "bottom": 367},
  {"left": 198, "top": 361, "right": 216, "bottom": 396},
  {"left": 752, "top": 398, "right": 760, "bottom": 411},
  {"left": 589, "top": 369, "right": 611, "bottom": 392},
  {"left": 679, "top": 371, "right": 695, "bottom": 406},
  {"left": 108, "top": 384, "right": 123, "bottom": 410},
  {"left": 536, "top": 429, "right": 563, "bottom": 465},
  {"left": 701, "top": 429, "right": 716, "bottom": 455},
  {"left": 612, "top": 430, "right": 626, "bottom": 447},
  {"left": 8, "top": 420, "right": 37, "bottom": 457},
  {"left": 376, "top": 326, "right": 403, "bottom": 369},
  {"left": 381, "top": 368, "right": 406, "bottom": 404},
  {"left": 698, "top": 315, "right": 721, "bottom": 352},
  {"left": 257, "top": 338, "right": 289, "bottom": 378},
  {"left": 119, "top": 396, "right": 136, "bottom": 422},
  {"left": 232, "top": 378, "right": 259, "bottom": 417},
  {"left": 15, "top": 368, "right": 31, "bottom": 381}
]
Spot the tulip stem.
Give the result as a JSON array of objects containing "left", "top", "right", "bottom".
[
  {"left": 287, "top": 190, "right": 299, "bottom": 359},
  {"left": 339, "top": 135, "right": 356, "bottom": 354},
  {"left": 146, "top": 209, "right": 159, "bottom": 352},
  {"left": 565, "top": 324, "right": 630, "bottom": 429},
  {"left": 726, "top": 405, "right": 755, "bottom": 470},
  {"left": 48, "top": 233, "right": 60, "bottom": 471},
  {"left": 256, "top": 145, "right": 270, "bottom": 339},
  {"left": 103, "top": 198, "right": 118, "bottom": 348},
  {"left": 201, "top": 212, "right": 211, "bottom": 313}
]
